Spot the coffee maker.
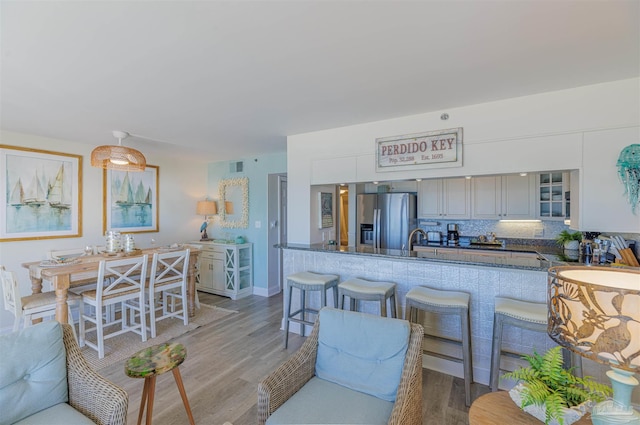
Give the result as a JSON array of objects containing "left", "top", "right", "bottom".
[{"left": 447, "top": 223, "right": 460, "bottom": 245}]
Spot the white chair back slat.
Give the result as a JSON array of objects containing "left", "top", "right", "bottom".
[
  {"left": 148, "top": 249, "right": 190, "bottom": 338},
  {"left": 97, "top": 256, "right": 148, "bottom": 301},
  {"left": 1, "top": 267, "right": 21, "bottom": 316},
  {"left": 150, "top": 250, "right": 190, "bottom": 287}
]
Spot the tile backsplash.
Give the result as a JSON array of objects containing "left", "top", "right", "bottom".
[{"left": 417, "top": 219, "right": 568, "bottom": 240}]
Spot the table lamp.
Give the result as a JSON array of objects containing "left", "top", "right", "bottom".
[
  {"left": 548, "top": 266, "right": 640, "bottom": 425},
  {"left": 196, "top": 200, "right": 217, "bottom": 240}
]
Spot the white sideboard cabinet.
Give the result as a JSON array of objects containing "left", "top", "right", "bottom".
[{"left": 195, "top": 241, "right": 253, "bottom": 300}]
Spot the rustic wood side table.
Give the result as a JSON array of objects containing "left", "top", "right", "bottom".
[{"left": 469, "top": 391, "right": 592, "bottom": 425}]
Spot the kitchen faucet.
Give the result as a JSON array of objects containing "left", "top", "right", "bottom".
[{"left": 407, "top": 228, "right": 427, "bottom": 252}]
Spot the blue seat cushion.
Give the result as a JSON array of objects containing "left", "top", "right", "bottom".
[
  {"left": 0, "top": 321, "right": 68, "bottom": 424},
  {"left": 266, "top": 376, "right": 393, "bottom": 425},
  {"left": 315, "top": 307, "right": 410, "bottom": 402},
  {"left": 13, "top": 403, "right": 95, "bottom": 425}
]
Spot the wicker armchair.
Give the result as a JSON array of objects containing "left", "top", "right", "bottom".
[
  {"left": 257, "top": 313, "right": 424, "bottom": 425},
  {"left": 62, "top": 324, "right": 129, "bottom": 425}
]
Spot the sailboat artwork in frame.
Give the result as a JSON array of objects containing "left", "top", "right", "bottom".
[
  {"left": 103, "top": 165, "right": 159, "bottom": 233},
  {"left": 0, "top": 145, "right": 82, "bottom": 241}
]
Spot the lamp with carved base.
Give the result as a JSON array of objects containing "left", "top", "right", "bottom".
[{"left": 548, "top": 266, "right": 640, "bottom": 425}]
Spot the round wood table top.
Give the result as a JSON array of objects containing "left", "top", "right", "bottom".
[
  {"left": 469, "top": 391, "right": 592, "bottom": 425},
  {"left": 125, "top": 343, "right": 186, "bottom": 378}
]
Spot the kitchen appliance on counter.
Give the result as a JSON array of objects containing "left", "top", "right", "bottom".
[
  {"left": 357, "top": 193, "right": 417, "bottom": 250},
  {"left": 447, "top": 223, "right": 460, "bottom": 246},
  {"left": 426, "top": 231, "right": 442, "bottom": 244}
]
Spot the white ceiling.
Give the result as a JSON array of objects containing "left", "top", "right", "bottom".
[{"left": 2, "top": 1, "right": 639, "bottom": 162}]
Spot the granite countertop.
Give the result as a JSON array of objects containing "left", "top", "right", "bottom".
[{"left": 277, "top": 241, "right": 568, "bottom": 271}]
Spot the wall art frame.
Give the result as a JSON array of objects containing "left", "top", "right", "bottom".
[
  {"left": 318, "top": 192, "right": 333, "bottom": 229},
  {"left": 0, "top": 144, "right": 82, "bottom": 241},
  {"left": 103, "top": 164, "right": 159, "bottom": 233}
]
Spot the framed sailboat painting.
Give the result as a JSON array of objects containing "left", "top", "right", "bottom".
[
  {"left": 103, "top": 165, "right": 159, "bottom": 233},
  {"left": 0, "top": 145, "right": 82, "bottom": 241}
]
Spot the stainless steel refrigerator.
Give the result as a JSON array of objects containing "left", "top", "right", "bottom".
[{"left": 356, "top": 193, "right": 417, "bottom": 250}]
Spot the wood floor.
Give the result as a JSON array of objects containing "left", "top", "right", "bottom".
[{"left": 99, "top": 291, "right": 490, "bottom": 425}]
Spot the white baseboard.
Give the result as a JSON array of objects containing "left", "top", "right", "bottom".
[{"left": 253, "top": 286, "right": 281, "bottom": 297}]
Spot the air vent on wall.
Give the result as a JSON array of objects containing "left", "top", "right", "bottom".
[{"left": 229, "top": 161, "right": 244, "bottom": 173}]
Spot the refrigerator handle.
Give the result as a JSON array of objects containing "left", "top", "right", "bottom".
[
  {"left": 375, "top": 208, "right": 381, "bottom": 249},
  {"left": 372, "top": 209, "right": 377, "bottom": 249}
]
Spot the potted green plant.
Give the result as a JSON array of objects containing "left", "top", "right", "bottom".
[
  {"left": 555, "top": 230, "right": 582, "bottom": 251},
  {"left": 504, "top": 346, "right": 611, "bottom": 425}
]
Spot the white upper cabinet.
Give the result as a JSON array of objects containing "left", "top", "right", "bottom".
[
  {"left": 418, "top": 177, "right": 471, "bottom": 219},
  {"left": 472, "top": 174, "right": 535, "bottom": 219}
]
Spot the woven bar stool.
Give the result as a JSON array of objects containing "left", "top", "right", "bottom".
[
  {"left": 490, "top": 297, "right": 582, "bottom": 391},
  {"left": 125, "top": 343, "right": 195, "bottom": 425},
  {"left": 405, "top": 285, "right": 473, "bottom": 406},
  {"left": 338, "top": 277, "right": 397, "bottom": 318},
  {"left": 284, "top": 271, "right": 339, "bottom": 348}
]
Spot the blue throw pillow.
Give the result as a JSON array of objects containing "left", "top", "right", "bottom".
[
  {"left": 315, "top": 307, "right": 410, "bottom": 401},
  {"left": 0, "top": 321, "right": 68, "bottom": 424}
]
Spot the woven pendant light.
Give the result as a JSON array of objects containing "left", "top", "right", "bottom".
[{"left": 91, "top": 130, "right": 146, "bottom": 172}]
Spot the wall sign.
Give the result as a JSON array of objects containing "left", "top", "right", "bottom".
[{"left": 376, "top": 127, "right": 463, "bottom": 172}]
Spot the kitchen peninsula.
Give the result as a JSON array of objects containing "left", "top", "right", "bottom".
[{"left": 280, "top": 240, "right": 576, "bottom": 387}]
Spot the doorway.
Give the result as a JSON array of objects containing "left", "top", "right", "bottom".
[
  {"left": 267, "top": 174, "right": 287, "bottom": 296},
  {"left": 339, "top": 185, "right": 349, "bottom": 246}
]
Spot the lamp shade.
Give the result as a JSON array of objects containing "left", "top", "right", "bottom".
[
  {"left": 91, "top": 145, "right": 147, "bottom": 171},
  {"left": 225, "top": 201, "right": 234, "bottom": 214},
  {"left": 548, "top": 266, "right": 640, "bottom": 372},
  {"left": 196, "top": 200, "right": 217, "bottom": 216}
]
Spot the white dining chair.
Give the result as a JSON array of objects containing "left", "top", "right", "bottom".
[
  {"left": 148, "top": 249, "right": 190, "bottom": 338},
  {"left": 80, "top": 255, "right": 148, "bottom": 359},
  {"left": 1, "top": 266, "right": 82, "bottom": 343}
]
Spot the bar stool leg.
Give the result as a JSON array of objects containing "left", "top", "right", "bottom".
[
  {"left": 284, "top": 284, "right": 293, "bottom": 348},
  {"left": 461, "top": 309, "right": 472, "bottom": 406},
  {"left": 299, "top": 288, "right": 306, "bottom": 337},
  {"left": 172, "top": 367, "right": 196, "bottom": 425},
  {"left": 380, "top": 298, "right": 387, "bottom": 317},
  {"left": 490, "top": 314, "right": 504, "bottom": 392},
  {"left": 390, "top": 293, "right": 397, "bottom": 318},
  {"left": 321, "top": 289, "right": 327, "bottom": 309},
  {"left": 332, "top": 286, "right": 338, "bottom": 308}
]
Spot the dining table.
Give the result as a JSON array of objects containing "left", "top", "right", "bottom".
[{"left": 21, "top": 245, "right": 201, "bottom": 324}]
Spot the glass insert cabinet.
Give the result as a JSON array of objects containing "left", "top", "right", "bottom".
[
  {"left": 537, "top": 172, "right": 570, "bottom": 219},
  {"left": 195, "top": 241, "right": 253, "bottom": 299}
]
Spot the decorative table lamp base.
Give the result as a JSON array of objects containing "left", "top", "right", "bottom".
[{"left": 591, "top": 368, "right": 640, "bottom": 425}]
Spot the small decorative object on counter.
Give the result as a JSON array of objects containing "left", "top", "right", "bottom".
[
  {"left": 555, "top": 230, "right": 582, "bottom": 251},
  {"left": 235, "top": 235, "right": 245, "bottom": 244}
]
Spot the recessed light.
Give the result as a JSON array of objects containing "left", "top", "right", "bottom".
[
  {"left": 520, "top": 172, "right": 528, "bottom": 177},
  {"left": 416, "top": 178, "right": 422, "bottom": 182},
  {"left": 465, "top": 176, "right": 472, "bottom": 179},
  {"left": 373, "top": 181, "right": 379, "bottom": 185}
]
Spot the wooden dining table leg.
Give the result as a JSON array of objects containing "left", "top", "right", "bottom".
[
  {"left": 53, "top": 274, "right": 70, "bottom": 324},
  {"left": 186, "top": 252, "right": 199, "bottom": 318},
  {"left": 172, "top": 367, "right": 195, "bottom": 425},
  {"left": 28, "top": 272, "right": 45, "bottom": 323}
]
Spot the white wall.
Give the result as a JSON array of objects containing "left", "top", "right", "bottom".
[
  {"left": 287, "top": 78, "right": 640, "bottom": 243},
  {"left": 0, "top": 131, "right": 209, "bottom": 332}
]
